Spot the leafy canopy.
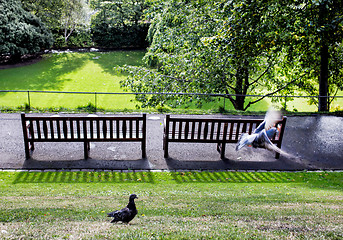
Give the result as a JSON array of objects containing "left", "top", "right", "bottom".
[{"left": 119, "top": 0, "right": 343, "bottom": 112}]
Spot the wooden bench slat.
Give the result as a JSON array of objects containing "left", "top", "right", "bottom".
[
  {"left": 90, "top": 120, "right": 94, "bottom": 139},
  {"left": 216, "top": 122, "right": 221, "bottom": 140},
  {"left": 235, "top": 122, "right": 240, "bottom": 140},
  {"left": 210, "top": 122, "right": 215, "bottom": 140},
  {"left": 36, "top": 120, "right": 41, "bottom": 140},
  {"left": 110, "top": 120, "right": 114, "bottom": 139},
  {"left": 191, "top": 121, "right": 196, "bottom": 140},
  {"left": 129, "top": 120, "right": 133, "bottom": 139},
  {"left": 184, "top": 121, "right": 189, "bottom": 139},
  {"left": 62, "top": 120, "right": 67, "bottom": 139},
  {"left": 197, "top": 121, "right": 202, "bottom": 140},
  {"left": 116, "top": 119, "right": 120, "bottom": 139},
  {"left": 43, "top": 120, "right": 48, "bottom": 139},
  {"left": 123, "top": 120, "right": 127, "bottom": 138},
  {"left": 248, "top": 122, "right": 253, "bottom": 134},
  {"left": 49, "top": 120, "right": 54, "bottom": 139},
  {"left": 203, "top": 122, "right": 209, "bottom": 140},
  {"left": 103, "top": 120, "right": 107, "bottom": 139},
  {"left": 96, "top": 119, "right": 100, "bottom": 139}
]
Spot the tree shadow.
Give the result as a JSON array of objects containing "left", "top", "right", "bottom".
[
  {"left": 91, "top": 50, "right": 146, "bottom": 76},
  {"left": 0, "top": 53, "right": 90, "bottom": 94}
]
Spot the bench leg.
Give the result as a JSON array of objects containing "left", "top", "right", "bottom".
[
  {"left": 220, "top": 143, "right": 226, "bottom": 160},
  {"left": 216, "top": 143, "right": 221, "bottom": 153},
  {"left": 275, "top": 152, "right": 280, "bottom": 159},
  {"left": 84, "top": 142, "right": 89, "bottom": 159},
  {"left": 24, "top": 141, "right": 30, "bottom": 159},
  {"left": 217, "top": 143, "right": 226, "bottom": 159},
  {"left": 30, "top": 142, "right": 35, "bottom": 151},
  {"left": 142, "top": 141, "right": 147, "bottom": 159},
  {"left": 164, "top": 141, "right": 169, "bottom": 158}
]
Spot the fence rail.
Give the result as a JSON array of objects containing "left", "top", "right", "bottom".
[{"left": 0, "top": 90, "right": 342, "bottom": 112}]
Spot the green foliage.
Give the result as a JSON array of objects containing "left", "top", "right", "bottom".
[
  {"left": 279, "top": 0, "right": 343, "bottom": 111},
  {"left": 77, "top": 102, "right": 99, "bottom": 112},
  {"left": 119, "top": 0, "right": 299, "bottom": 111},
  {"left": 52, "top": 28, "right": 93, "bottom": 48},
  {"left": 21, "top": 0, "right": 93, "bottom": 48},
  {"left": 90, "top": 0, "right": 150, "bottom": 48},
  {"left": 21, "top": 0, "right": 64, "bottom": 30},
  {"left": 119, "top": 0, "right": 343, "bottom": 112},
  {"left": 0, "top": 0, "right": 53, "bottom": 61}
]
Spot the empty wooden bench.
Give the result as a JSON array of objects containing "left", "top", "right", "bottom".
[
  {"left": 163, "top": 115, "right": 287, "bottom": 159},
  {"left": 21, "top": 113, "right": 147, "bottom": 159}
]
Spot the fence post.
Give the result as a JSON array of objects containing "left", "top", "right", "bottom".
[
  {"left": 94, "top": 92, "right": 97, "bottom": 113},
  {"left": 27, "top": 91, "right": 31, "bottom": 111},
  {"left": 223, "top": 95, "right": 226, "bottom": 112}
]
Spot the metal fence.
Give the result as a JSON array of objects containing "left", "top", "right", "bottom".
[{"left": 0, "top": 90, "right": 342, "bottom": 112}]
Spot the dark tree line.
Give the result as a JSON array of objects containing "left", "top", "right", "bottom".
[{"left": 0, "top": 0, "right": 150, "bottom": 63}]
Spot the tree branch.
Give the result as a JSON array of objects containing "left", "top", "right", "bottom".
[
  {"left": 243, "top": 76, "right": 302, "bottom": 111},
  {"left": 249, "top": 54, "right": 277, "bottom": 87}
]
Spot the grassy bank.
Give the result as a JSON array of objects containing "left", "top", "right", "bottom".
[
  {"left": 0, "top": 171, "right": 342, "bottom": 239},
  {"left": 0, "top": 51, "right": 144, "bottom": 111}
]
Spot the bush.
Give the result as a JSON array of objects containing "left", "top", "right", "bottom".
[
  {"left": 0, "top": 0, "right": 53, "bottom": 62},
  {"left": 52, "top": 29, "right": 93, "bottom": 49},
  {"left": 91, "top": 23, "right": 149, "bottom": 49}
]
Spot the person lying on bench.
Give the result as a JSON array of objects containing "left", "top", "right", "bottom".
[{"left": 236, "top": 108, "right": 292, "bottom": 157}]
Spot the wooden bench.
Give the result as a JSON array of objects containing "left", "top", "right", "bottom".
[
  {"left": 163, "top": 115, "right": 287, "bottom": 159},
  {"left": 21, "top": 113, "right": 147, "bottom": 159}
]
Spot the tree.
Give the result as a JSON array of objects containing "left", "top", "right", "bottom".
[
  {"left": 90, "top": 0, "right": 150, "bottom": 48},
  {"left": 21, "top": 0, "right": 92, "bottom": 47},
  {"left": 282, "top": 0, "right": 343, "bottom": 112},
  {"left": 21, "top": 0, "right": 64, "bottom": 30},
  {"left": 0, "top": 0, "right": 53, "bottom": 62},
  {"left": 120, "top": 0, "right": 343, "bottom": 112},
  {"left": 60, "top": 0, "right": 91, "bottom": 43},
  {"left": 119, "top": 0, "right": 299, "bottom": 111}
]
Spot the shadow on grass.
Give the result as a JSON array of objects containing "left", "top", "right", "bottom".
[
  {"left": 9, "top": 171, "right": 343, "bottom": 193},
  {"left": 13, "top": 171, "right": 155, "bottom": 184},
  {"left": 0, "top": 53, "right": 90, "bottom": 94},
  {"left": 94, "top": 50, "right": 146, "bottom": 77},
  {"left": 169, "top": 171, "right": 304, "bottom": 183}
]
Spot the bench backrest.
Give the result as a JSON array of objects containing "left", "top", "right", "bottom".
[
  {"left": 21, "top": 113, "right": 146, "bottom": 142},
  {"left": 164, "top": 115, "right": 287, "bottom": 144}
]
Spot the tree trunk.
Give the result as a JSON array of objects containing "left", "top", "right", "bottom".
[
  {"left": 318, "top": 1, "right": 329, "bottom": 112},
  {"left": 318, "top": 43, "right": 329, "bottom": 112},
  {"left": 232, "top": 64, "right": 249, "bottom": 111}
]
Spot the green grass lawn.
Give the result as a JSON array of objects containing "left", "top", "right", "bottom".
[
  {"left": 0, "top": 51, "right": 342, "bottom": 113},
  {"left": 0, "top": 171, "right": 342, "bottom": 239},
  {"left": 0, "top": 51, "right": 145, "bottom": 111}
]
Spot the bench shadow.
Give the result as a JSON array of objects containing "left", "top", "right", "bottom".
[
  {"left": 12, "top": 170, "right": 155, "bottom": 184},
  {"left": 22, "top": 157, "right": 152, "bottom": 171},
  {"left": 165, "top": 155, "right": 316, "bottom": 171}
]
